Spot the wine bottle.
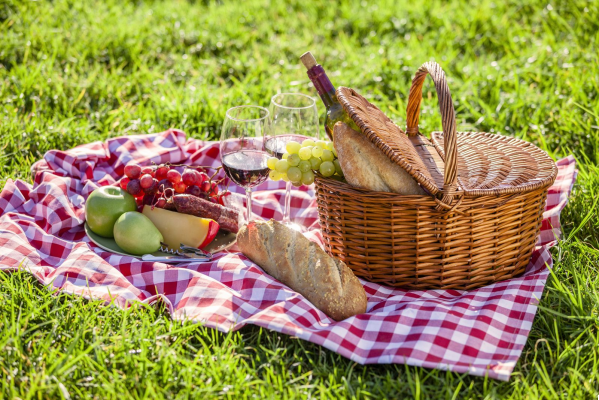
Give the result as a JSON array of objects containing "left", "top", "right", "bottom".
[{"left": 300, "top": 51, "right": 359, "bottom": 140}]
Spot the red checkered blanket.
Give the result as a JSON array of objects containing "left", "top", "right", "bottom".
[{"left": 0, "top": 130, "right": 576, "bottom": 380}]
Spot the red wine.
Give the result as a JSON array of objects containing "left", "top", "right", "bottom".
[
  {"left": 222, "top": 150, "right": 270, "bottom": 188},
  {"left": 265, "top": 134, "right": 310, "bottom": 158},
  {"left": 300, "top": 51, "right": 359, "bottom": 140}
]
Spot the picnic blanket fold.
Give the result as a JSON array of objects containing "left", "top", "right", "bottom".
[{"left": 0, "top": 131, "right": 577, "bottom": 381}]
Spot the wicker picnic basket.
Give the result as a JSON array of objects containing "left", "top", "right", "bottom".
[{"left": 314, "top": 62, "right": 558, "bottom": 290}]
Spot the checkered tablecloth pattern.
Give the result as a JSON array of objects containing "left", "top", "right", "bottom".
[{"left": 0, "top": 130, "right": 576, "bottom": 381}]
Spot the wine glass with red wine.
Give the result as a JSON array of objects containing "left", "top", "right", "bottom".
[
  {"left": 266, "top": 93, "right": 321, "bottom": 230},
  {"left": 220, "top": 105, "right": 271, "bottom": 223}
]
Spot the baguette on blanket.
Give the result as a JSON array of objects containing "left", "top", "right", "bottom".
[{"left": 237, "top": 219, "right": 367, "bottom": 321}]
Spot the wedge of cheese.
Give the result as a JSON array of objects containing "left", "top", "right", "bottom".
[{"left": 142, "top": 206, "right": 219, "bottom": 251}]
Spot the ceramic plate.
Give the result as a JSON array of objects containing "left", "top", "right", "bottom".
[{"left": 85, "top": 222, "right": 237, "bottom": 259}]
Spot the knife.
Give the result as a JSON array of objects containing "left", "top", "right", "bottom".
[{"left": 141, "top": 254, "right": 211, "bottom": 263}]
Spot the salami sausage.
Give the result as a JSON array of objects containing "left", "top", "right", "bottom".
[
  {"left": 172, "top": 194, "right": 239, "bottom": 233},
  {"left": 217, "top": 216, "right": 239, "bottom": 234},
  {"left": 164, "top": 201, "right": 176, "bottom": 211}
]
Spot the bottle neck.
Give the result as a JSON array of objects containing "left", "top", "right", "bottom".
[{"left": 307, "top": 65, "right": 337, "bottom": 108}]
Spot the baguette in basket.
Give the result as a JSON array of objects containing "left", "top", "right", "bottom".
[
  {"left": 334, "top": 122, "right": 425, "bottom": 195},
  {"left": 237, "top": 219, "right": 367, "bottom": 321}
]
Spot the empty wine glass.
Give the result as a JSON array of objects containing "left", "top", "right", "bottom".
[
  {"left": 266, "top": 93, "right": 321, "bottom": 229},
  {"left": 220, "top": 106, "right": 271, "bottom": 223}
]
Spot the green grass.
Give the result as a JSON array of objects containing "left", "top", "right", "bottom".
[{"left": 1, "top": 0, "right": 598, "bottom": 398}]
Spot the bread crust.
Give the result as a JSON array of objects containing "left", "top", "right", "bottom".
[
  {"left": 237, "top": 219, "right": 367, "bottom": 321},
  {"left": 333, "top": 122, "right": 425, "bottom": 195}
]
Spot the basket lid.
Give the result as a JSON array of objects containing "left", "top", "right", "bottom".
[
  {"left": 336, "top": 62, "right": 558, "bottom": 207},
  {"left": 429, "top": 131, "right": 557, "bottom": 197}
]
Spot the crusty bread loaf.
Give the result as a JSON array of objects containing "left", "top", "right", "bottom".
[
  {"left": 237, "top": 219, "right": 367, "bottom": 321},
  {"left": 334, "top": 122, "right": 425, "bottom": 195}
]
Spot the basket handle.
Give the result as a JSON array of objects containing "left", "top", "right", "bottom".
[{"left": 406, "top": 62, "right": 458, "bottom": 206}]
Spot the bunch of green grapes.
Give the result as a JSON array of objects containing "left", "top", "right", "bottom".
[{"left": 266, "top": 139, "right": 344, "bottom": 187}]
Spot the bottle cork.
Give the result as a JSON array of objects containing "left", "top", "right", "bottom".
[{"left": 300, "top": 51, "right": 317, "bottom": 70}]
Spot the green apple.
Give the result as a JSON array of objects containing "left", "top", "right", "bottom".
[
  {"left": 86, "top": 186, "right": 137, "bottom": 238},
  {"left": 113, "top": 211, "right": 163, "bottom": 255}
]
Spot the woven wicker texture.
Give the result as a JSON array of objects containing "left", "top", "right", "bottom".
[{"left": 315, "top": 61, "right": 558, "bottom": 290}]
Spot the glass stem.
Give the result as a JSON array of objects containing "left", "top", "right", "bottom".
[
  {"left": 283, "top": 180, "right": 292, "bottom": 223},
  {"left": 245, "top": 188, "right": 252, "bottom": 223}
]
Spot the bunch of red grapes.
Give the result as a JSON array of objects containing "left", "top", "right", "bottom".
[{"left": 119, "top": 162, "right": 230, "bottom": 210}]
